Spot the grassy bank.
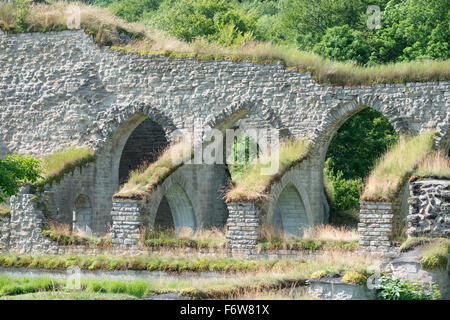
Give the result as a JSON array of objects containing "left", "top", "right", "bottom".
[
  {"left": 0, "top": 250, "right": 376, "bottom": 299},
  {"left": 1, "top": 2, "right": 449, "bottom": 86},
  {"left": 33, "top": 147, "right": 95, "bottom": 192}
]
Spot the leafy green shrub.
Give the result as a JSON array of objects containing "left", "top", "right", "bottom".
[
  {"left": 324, "top": 161, "right": 362, "bottom": 211},
  {"left": 313, "top": 25, "right": 371, "bottom": 64},
  {"left": 109, "top": 0, "right": 161, "bottom": 22},
  {"left": 0, "top": 154, "right": 41, "bottom": 203},
  {"left": 376, "top": 276, "right": 441, "bottom": 300}
]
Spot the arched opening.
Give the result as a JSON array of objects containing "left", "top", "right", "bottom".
[
  {"left": 323, "top": 107, "right": 398, "bottom": 227},
  {"left": 272, "top": 183, "right": 309, "bottom": 237},
  {"left": 119, "top": 118, "right": 168, "bottom": 184},
  {"left": 73, "top": 194, "right": 92, "bottom": 235},
  {"left": 154, "top": 183, "right": 196, "bottom": 232}
]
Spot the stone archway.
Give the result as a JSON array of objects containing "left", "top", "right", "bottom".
[
  {"left": 119, "top": 118, "right": 168, "bottom": 184},
  {"left": 73, "top": 194, "right": 92, "bottom": 235},
  {"left": 155, "top": 183, "right": 196, "bottom": 232},
  {"left": 273, "top": 183, "right": 309, "bottom": 237}
]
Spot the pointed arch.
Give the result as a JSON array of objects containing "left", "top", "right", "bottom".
[
  {"left": 273, "top": 183, "right": 309, "bottom": 237},
  {"left": 155, "top": 183, "right": 197, "bottom": 231}
]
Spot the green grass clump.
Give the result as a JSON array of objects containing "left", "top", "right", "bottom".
[
  {"left": 341, "top": 270, "right": 370, "bottom": 285},
  {"left": 420, "top": 238, "right": 450, "bottom": 270},
  {"left": 257, "top": 237, "right": 358, "bottom": 252},
  {"left": 33, "top": 147, "right": 95, "bottom": 191},
  {"left": 0, "top": 275, "right": 62, "bottom": 297},
  {"left": 115, "top": 140, "right": 191, "bottom": 199},
  {"left": 226, "top": 138, "right": 309, "bottom": 202},
  {"left": 41, "top": 229, "right": 112, "bottom": 248},
  {"left": 362, "top": 132, "right": 436, "bottom": 201}
]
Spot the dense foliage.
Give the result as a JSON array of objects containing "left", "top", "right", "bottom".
[
  {"left": 74, "top": 0, "right": 448, "bottom": 63},
  {"left": 324, "top": 108, "right": 398, "bottom": 213},
  {"left": 0, "top": 154, "right": 41, "bottom": 203}
]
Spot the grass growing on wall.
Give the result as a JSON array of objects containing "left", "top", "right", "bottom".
[
  {"left": 225, "top": 138, "right": 309, "bottom": 202},
  {"left": 33, "top": 146, "right": 95, "bottom": 191},
  {"left": 1, "top": 2, "right": 449, "bottom": 86},
  {"left": 413, "top": 150, "right": 450, "bottom": 180},
  {"left": 420, "top": 238, "right": 450, "bottom": 270},
  {"left": 362, "top": 132, "right": 436, "bottom": 201},
  {"left": 115, "top": 140, "right": 191, "bottom": 199}
]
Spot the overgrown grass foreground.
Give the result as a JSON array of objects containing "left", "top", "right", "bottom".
[
  {"left": 1, "top": 2, "right": 449, "bottom": 86},
  {"left": 42, "top": 221, "right": 111, "bottom": 248},
  {"left": 258, "top": 224, "right": 359, "bottom": 251},
  {"left": 0, "top": 250, "right": 375, "bottom": 274},
  {"left": 141, "top": 227, "right": 226, "bottom": 249},
  {"left": 0, "top": 250, "right": 377, "bottom": 299},
  {"left": 115, "top": 140, "right": 191, "bottom": 199},
  {"left": 226, "top": 138, "right": 309, "bottom": 202},
  {"left": 33, "top": 146, "right": 95, "bottom": 192},
  {"left": 362, "top": 132, "right": 436, "bottom": 200}
]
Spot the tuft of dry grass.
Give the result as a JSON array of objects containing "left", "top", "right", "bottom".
[
  {"left": 302, "top": 225, "right": 360, "bottom": 242},
  {"left": 226, "top": 138, "right": 309, "bottom": 202},
  {"left": 115, "top": 139, "right": 192, "bottom": 199},
  {"left": 362, "top": 132, "right": 435, "bottom": 200},
  {"left": 414, "top": 150, "right": 450, "bottom": 179},
  {"left": 0, "top": 2, "right": 448, "bottom": 85}
]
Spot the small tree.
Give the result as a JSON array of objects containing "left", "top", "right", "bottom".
[{"left": 0, "top": 154, "right": 41, "bottom": 203}]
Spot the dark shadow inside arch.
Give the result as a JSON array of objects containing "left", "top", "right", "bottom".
[
  {"left": 272, "top": 183, "right": 309, "bottom": 238},
  {"left": 154, "top": 183, "right": 196, "bottom": 232},
  {"left": 119, "top": 118, "right": 168, "bottom": 184},
  {"left": 324, "top": 107, "right": 398, "bottom": 226}
]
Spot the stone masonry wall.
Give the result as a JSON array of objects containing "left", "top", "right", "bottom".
[
  {"left": 110, "top": 198, "right": 149, "bottom": 246},
  {"left": 407, "top": 178, "right": 450, "bottom": 238},
  {"left": 226, "top": 202, "right": 260, "bottom": 258},
  {"left": 358, "top": 200, "right": 398, "bottom": 254},
  {"left": 0, "top": 30, "right": 448, "bottom": 240},
  {"left": 0, "top": 214, "right": 10, "bottom": 253}
]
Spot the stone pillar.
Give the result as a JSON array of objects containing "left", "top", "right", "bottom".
[
  {"left": 110, "top": 198, "right": 149, "bottom": 246},
  {"left": 407, "top": 178, "right": 450, "bottom": 238},
  {"left": 8, "top": 187, "right": 57, "bottom": 254},
  {"left": 225, "top": 202, "right": 260, "bottom": 258},
  {"left": 358, "top": 200, "right": 395, "bottom": 253},
  {"left": 0, "top": 212, "right": 10, "bottom": 252}
]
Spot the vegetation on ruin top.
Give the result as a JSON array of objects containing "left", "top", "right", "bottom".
[
  {"left": 411, "top": 150, "right": 450, "bottom": 181},
  {"left": 0, "top": 2, "right": 449, "bottom": 86},
  {"left": 32, "top": 146, "right": 95, "bottom": 192},
  {"left": 399, "top": 237, "right": 449, "bottom": 270},
  {"left": 114, "top": 140, "right": 191, "bottom": 199},
  {"left": 225, "top": 138, "right": 309, "bottom": 203},
  {"left": 362, "top": 132, "right": 436, "bottom": 201}
]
